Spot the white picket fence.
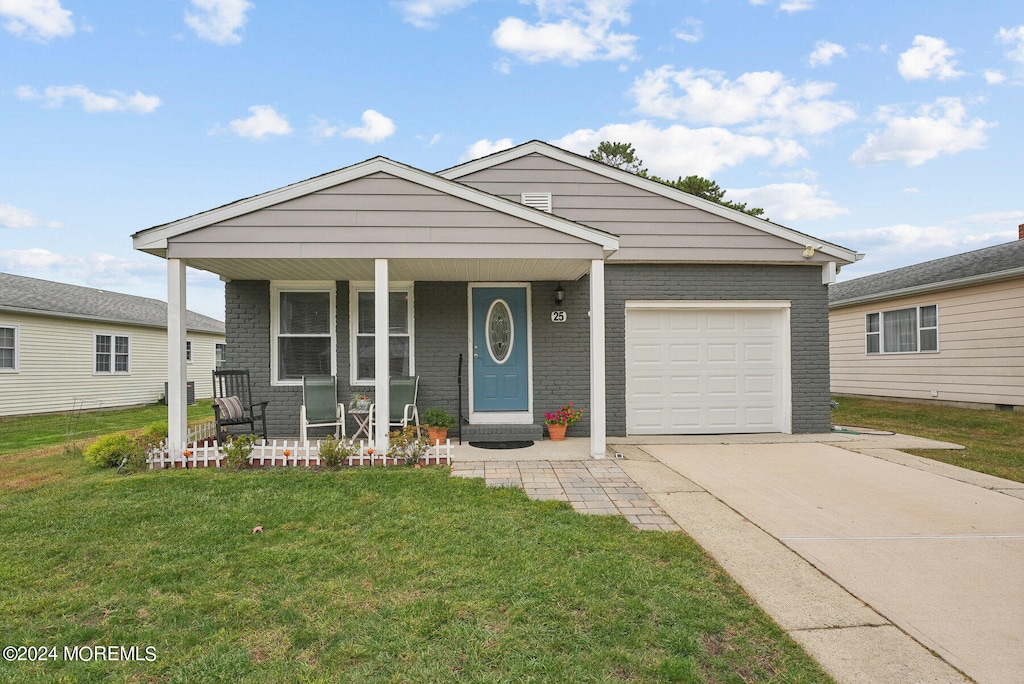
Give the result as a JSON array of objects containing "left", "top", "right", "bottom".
[{"left": 147, "top": 428, "right": 453, "bottom": 469}]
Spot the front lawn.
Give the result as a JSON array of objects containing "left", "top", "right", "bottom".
[
  {"left": 0, "top": 461, "right": 831, "bottom": 683},
  {"left": 831, "top": 396, "right": 1024, "bottom": 484}
]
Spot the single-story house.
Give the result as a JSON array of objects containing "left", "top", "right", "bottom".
[
  {"left": 0, "top": 272, "right": 225, "bottom": 417},
  {"left": 829, "top": 232, "right": 1024, "bottom": 410},
  {"left": 133, "top": 141, "right": 860, "bottom": 456}
]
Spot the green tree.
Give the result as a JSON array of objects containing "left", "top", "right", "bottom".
[
  {"left": 587, "top": 141, "right": 646, "bottom": 175},
  {"left": 588, "top": 141, "right": 764, "bottom": 217}
]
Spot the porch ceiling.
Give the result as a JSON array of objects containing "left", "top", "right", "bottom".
[{"left": 186, "top": 257, "right": 595, "bottom": 282}]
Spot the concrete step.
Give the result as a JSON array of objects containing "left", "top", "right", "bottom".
[{"left": 461, "top": 423, "right": 544, "bottom": 443}]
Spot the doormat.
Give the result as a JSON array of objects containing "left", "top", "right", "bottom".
[{"left": 468, "top": 441, "right": 534, "bottom": 450}]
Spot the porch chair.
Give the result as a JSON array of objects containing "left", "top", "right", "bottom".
[
  {"left": 212, "top": 369, "right": 269, "bottom": 443},
  {"left": 300, "top": 375, "right": 346, "bottom": 444},
  {"left": 368, "top": 376, "right": 420, "bottom": 437}
]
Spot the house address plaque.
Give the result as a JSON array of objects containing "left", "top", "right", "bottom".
[{"left": 551, "top": 311, "right": 567, "bottom": 323}]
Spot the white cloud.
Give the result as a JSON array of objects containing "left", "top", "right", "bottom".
[
  {"left": 228, "top": 105, "right": 292, "bottom": 139},
  {"left": 0, "top": 0, "right": 74, "bottom": 41},
  {"left": 780, "top": 0, "right": 814, "bottom": 11},
  {"left": 984, "top": 70, "right": 1006, "bottom": 84},
  {"left": 552, "top": 121, "right": 788, "bottom": 177},
  {"left": 16, "top": 84, "right": 161, "bottom": 113},
  {"left": 727, "top": 183, "right": 848, "bottom": 222},
  {"left": 340, "top": 109, "right": 396, "bottom": 143},
  {"left": 997, "top": 25, "right": 1024, "bottom": 64},
  {"left": 492, "top": 0, "right": 637, "bottom": 64},
  {"left": 185, "top": 0, "right": 252, "bottom": 45},
  {"left": 396, "top": 0, "right": 478, "bottom": 28},
  {"left": 673, "top": 17, "right": 702, "bottom": 44},
  {"left": 0, "top": 203, "right": 61, "bottom": 229},
  {"left": 630, "top": 66, "right": 856, "bottom": 137},
  {"left": 961, "top": 209, "right": 1024, "bottom": 226},
  {"left": 808, "top": 40, "right": 846, "bottom": 67},
  {"left": 459, "top": 138, "right": 516, "bottom": 162},
  {"left": 898, "top": 35, "right": 964, "bottom": 81},
  {"left": 851, "top": 97, "right": 992, "bottom": 166}
]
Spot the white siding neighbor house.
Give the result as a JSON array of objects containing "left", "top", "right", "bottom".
[
  {"left": 0, "top": 272, "right": 225, "bottom": 417},
  {"left": 829, "top": 234, "right": 1024, "bottom": 410}
]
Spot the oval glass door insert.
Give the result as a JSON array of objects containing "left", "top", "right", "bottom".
[{"left": 485, "top": 299, "right": 514, "bottom": 363}]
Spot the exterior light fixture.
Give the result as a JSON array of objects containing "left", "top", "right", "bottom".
[{"left": 554, "top": 283, "right": 565, "bottom": 305}]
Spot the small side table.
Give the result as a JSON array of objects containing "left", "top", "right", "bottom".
[{"left": 348, "top": 408, "right": 371, "bottom": 441}]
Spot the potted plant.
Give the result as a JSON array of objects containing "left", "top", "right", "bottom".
[
  {"left": 350, "top": 392, "right": 372, "bottom": 411},
  {"left": 421, "top": 407, "right": 456, "bottom": 444},
  {"left": 543, "top": 403, "right": 584, "bottom": 441}
]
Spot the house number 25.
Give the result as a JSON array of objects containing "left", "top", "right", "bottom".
[{"left": 551, "top": 311, "right": 567, "bottom": 323}]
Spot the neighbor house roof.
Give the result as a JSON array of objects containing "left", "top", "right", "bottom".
[
  {"left": 0, "top": 272, "right": 225, "bottom": 334},
  {"left": 829, "top": 239, "right": 1024, "bottom": 308}
]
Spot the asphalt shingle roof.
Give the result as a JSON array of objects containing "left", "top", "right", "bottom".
[
  {"left": 829, "top": 239, "right": 1024, "bottom": 306},
  {"left": 0, "top": 272, "right": 225, "bottom": 334}
]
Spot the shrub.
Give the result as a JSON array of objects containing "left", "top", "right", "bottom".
[
  {"left": 317, "top": 435, "right": 358, "bottom": 470},
  {"left": 387, "top": 426, "right": 430, "bottom": 465},
  {"left": 83, "top": 433, "right": 135, "bottom": 468},
  {"left": 143, "top": 421, "right": 169, "bottom": 438},
  {"left": 222, "top": 434, "right": 256, "bottom": 470},
  {"left": 421, "top": 407, "right": 455, "bottom": 429},
  {"left": 121, "top": 433, "right": 161, "bottom": 474}
]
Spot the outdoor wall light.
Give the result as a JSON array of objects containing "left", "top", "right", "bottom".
[{"left": 554, "top": 283, "right": 565, "bottom": 305}]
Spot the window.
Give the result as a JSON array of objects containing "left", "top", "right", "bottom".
[
  {"left": 186, "top": 339, "right": 193, "bottom": 363},
  {"left": 0, "top": 325, "right": 17, "bottom": 371},
  {"left": 215, "top": 343, "right": 226, "bottom": 368},
  {"left": 865, "top": 305, "right": 938, "bottom": 354},
  {"left": 95, "top": 333, "right": 130, "bottom": 373},
  {"left": 351, "top": 285, "right": 414, "bottom": 384},
  {"left": 271, "top": 283, "right": 336, "bottom": 384}
]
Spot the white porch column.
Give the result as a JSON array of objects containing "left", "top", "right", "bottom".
[
  {"left": 589, "top": 258, "right": 606, "bottom": 458},
  {"left": 374, "top": 258, "right": 390, "bottom": 452},
  {"left": 167, "top": 258, "right": 188, "bottom": 460}
]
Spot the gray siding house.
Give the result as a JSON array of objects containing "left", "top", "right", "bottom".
[{"left": 133, "top": 141, "right": 859, "bottom": 457}]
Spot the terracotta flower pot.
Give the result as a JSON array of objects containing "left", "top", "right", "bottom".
[
  {"left": 546, "top": 423, "right": 567, "bottom": 441},
  {"left": 426, "top": 427, "right": 448, "bottom": 444}
]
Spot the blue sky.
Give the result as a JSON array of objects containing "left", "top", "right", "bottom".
[{"left": 2, "top": 0, "right": 1023, "bottom": 319}]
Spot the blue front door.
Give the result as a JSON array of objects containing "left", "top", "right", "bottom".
[{"left": 472, "top": 287, "right": 529, "bottom": 412}]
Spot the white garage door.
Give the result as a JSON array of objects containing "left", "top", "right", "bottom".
[{"left": 625, "top": 305, "right": 790, "bottom": 435}]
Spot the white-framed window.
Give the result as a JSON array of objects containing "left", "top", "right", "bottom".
[
  {"left": 185, "top": 339, "right": 193, "bottom": 363},
  {"left": 866, "top": 305, "right": 938, "bottom": 354},
  {"left": 0, "top": 325, "right": 18, "bottom": 372},
  {"left": 95, "top": 333, "right": 130, "bottom": 374},
  {"left": 271, "top": 282, "right": 336, "bottom": 385},
  {"left": 215, "top": 343, "right": 226, "bottom": 368},
  {"left": 350, "top": 283, "right": 414, "bottom": 385}
]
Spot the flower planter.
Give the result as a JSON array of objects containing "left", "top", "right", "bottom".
[
  {"left": 426, "top": 426, "right": 448, "bottom": 444},
  {"left": 546, "top": 423, "right": 567, "bottom": 441}
]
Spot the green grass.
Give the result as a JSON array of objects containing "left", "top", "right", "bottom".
[
  {"left": 0, "top": 462, "right": 831, "bottom": 682},
  {"left": 832, "top": 396, "right": 1024, "bottom": 484}
]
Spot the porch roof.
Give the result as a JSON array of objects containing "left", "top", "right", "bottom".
[{"left": 133, "top": 156, "right": 618, "bottom": 282}]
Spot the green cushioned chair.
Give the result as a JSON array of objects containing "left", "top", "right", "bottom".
[{"left": 300, "top": 375, "right": 346, "bottom": 444}]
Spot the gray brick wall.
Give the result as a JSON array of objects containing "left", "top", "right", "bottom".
[
  {"left": 604, "top": 263, "right": 831, "bottom": 435},
  {"left": 225, "top": 265, "right": 830, "bottom": 439}
]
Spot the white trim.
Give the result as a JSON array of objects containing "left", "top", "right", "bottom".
[
  {"left": 93, "top": 331, "right": 132, "bottom": 375},
  {"left": 0, "top": 323, "right": 19, "bottom": 373},
  {"left": 348, "top": 281, "right": 415, "bottom": 387},
  {"left": 467, "top": 283, "right": 534, "bottom": 424},
  {"left": 589, "top": 259, "right": 606, "bottom": 458},
  {"left": 270, "top": 281, "right": 337, "bottom": 387},
  {"left": 440, "top": 141, "right": 860, "bottom": 264},
  {"left": 624, "top": 301, "right": 792, "bottom": 435},
  {"left": 133, "top": 156, "right": 619, "bottom": 254},
  {"left": 167, "top": 259, "right": 187, "bottom": 456},
  {"left": 374, "top": 259, "right": 390, "bottom": 451},
  {"left": 625, "top": 300, "right": 792, "bottom": 310}
]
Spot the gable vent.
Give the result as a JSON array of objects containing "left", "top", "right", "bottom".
[{"left": 521, "top": 192, "right": 552, "bottom": 213}]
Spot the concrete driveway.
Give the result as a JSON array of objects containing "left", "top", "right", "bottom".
[{"left": 618, "top": 440, "right": 1024, "bottom": 684}]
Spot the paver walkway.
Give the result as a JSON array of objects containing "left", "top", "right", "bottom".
[{"left": 451, "top": 459, "right": 679, "bottom": 531}]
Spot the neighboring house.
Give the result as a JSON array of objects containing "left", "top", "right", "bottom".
[
  {"left": 0, "top": 272, "right": 225, "bottom": 417},
  {"left": 132, "top": 141, "right": 860, "bottom": 456},
  {"left": 829, "top": 235, "right": 1024, "bottom": 410}
]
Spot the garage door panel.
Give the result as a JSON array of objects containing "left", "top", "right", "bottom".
[{"left": 626, "top": 307, "right": 788, "bottom": 435}]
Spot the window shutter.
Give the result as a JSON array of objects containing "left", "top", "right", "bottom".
[{"left": 521, "top": 192, "right": 552, "bottom": 213}]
